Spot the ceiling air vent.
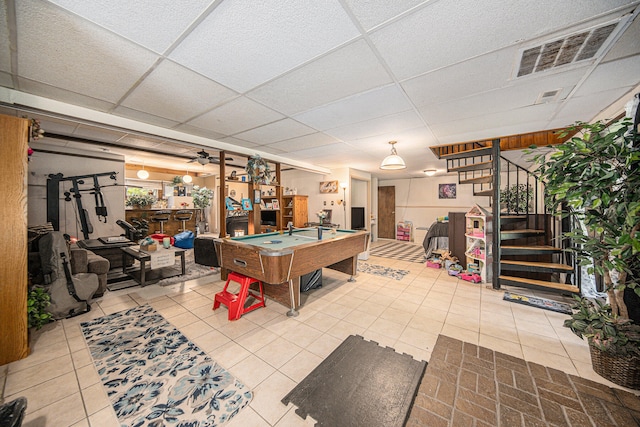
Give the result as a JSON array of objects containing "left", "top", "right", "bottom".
[
  {"left": 517, "top": 23, "right": 617, "bottom": 77},
  {"left": 535, "top": 89, "right": 561, "bottom": 105}
]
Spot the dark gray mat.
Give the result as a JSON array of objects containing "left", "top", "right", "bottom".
[{"left": 282, "top": 335, "right": 427, "bottom": 427}]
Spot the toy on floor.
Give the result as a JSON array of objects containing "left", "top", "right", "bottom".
[{"left": 460, "top": 272, "right": 482, "bottom": 283}]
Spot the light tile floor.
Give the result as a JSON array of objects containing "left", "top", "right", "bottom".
[{"left": 2, "top": 244, "right": 638, "bottom": 426}]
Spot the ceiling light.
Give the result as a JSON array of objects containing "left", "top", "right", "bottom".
[
  {"left": 137, "top": 164, "right": 149, "bottom": 179},
  {"left": 197, "top": 157, "right": 209, "bottom": 165},
  {"left": 424, "top": 169, "right": 437, "bottom": 176},
  {"left": 380, "top": 141, "right": 406, "bottom": 170},
  {"left": 182, "top": 172, "right": 193, "bottom": 184}
]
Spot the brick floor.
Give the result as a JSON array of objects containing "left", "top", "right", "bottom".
[{"left": 406, "top": 335, "right": 640, "bottom": 427}]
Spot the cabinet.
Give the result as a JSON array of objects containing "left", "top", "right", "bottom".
[
  {"left": 465, "top": 205, "right": 493, "bottom": 283},
  {"left": 282, "top": 195, "right": 308, "bottom": 228},
  {"left": 0, "top": 114, "right": 29, "bottom": 364}
]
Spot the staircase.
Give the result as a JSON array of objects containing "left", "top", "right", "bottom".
[{"left": 430, "top": 135, "right": 580, "bottom": 295}]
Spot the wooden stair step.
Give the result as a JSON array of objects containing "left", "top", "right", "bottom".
[
  {"left": 500, "top": 215, "right": 528, "bottom": 225},
  {"left": 499, "top": 275, "right": 579, "bottom": 294},
  {"left": 501, "top": 245, "right": 562, "bottom": 255},
  {"left": 501, "top": 260, "right": 573, "bottom": 273},
  {"left": 501, "top": 229, "right": 545, "bottom": 240},
  {"left": 460, "top": 175, "right": 494, "bottom": 185},
  {"left": 474, "top": 189, "right": 494, "bottom": 197},
  {"left": 440, "top": 146, "right": 493, "bottom": 160},
  {"left": 449, "top": 161, "right": 493, "bottom": 173}
]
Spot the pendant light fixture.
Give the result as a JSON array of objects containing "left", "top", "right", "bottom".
[
  {"left": 182, "top": 169, "right": 193, "bottom": 184},
  {"left": 379, "top": 141, "right": 406, "bottom": 170},
  {"left": 136, "top": 162, "right": 149, "bottom": 179}
]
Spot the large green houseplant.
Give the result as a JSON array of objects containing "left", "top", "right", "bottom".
[{"left": 532, "top": 118, "right": 640, "bottom": 388}]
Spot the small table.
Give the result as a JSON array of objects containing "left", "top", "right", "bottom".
[{"left": 120, "top": 246, "right": 186, "bottom": 288}]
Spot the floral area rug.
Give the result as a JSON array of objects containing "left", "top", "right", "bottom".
[
  {"left": 81, "top": 305, "right": 252, "bottom": 426},
  {"left": 358, "top": 262, "right": 409, "bottom": 280}
]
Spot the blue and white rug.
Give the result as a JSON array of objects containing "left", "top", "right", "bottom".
[
  {"left": 81, "top": 305, "right": 252, "bottom": 426},
  {"left": 358, "top": 262, "right": 410, "bottom": 280}
]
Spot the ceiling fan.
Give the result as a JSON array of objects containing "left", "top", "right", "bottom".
[{"left": 188, "top": 150, "right": 233, "bottom": 165}]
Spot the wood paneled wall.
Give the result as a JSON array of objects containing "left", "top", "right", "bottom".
[{"left": 0, "top": 114, "right": 29, "bottom": 365}]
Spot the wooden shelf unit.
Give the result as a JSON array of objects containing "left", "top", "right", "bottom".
[{"left": 282, "top": 195, "right": 308, "bottom": 228}]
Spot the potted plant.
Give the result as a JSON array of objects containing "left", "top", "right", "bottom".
[
  {"left": 27, "top": 286, "right": 53, "bottom": 330},
  {"left": 192, "top": 186, "right": 214, "bottom": 229},
  {"left": 126, "top": 188, "right": 157, "bottom": 208},
  {"left": 532, "top": 118, "right": 640, "bottom": 389},
  {"left": 500, "top": 183, "right": 533, "bottom": 213}
]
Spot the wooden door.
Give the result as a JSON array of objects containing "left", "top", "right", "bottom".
[{"left": 377, "top": 186, "right": 396, "bottom": 239}]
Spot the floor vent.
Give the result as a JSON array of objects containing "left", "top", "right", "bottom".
[{"left": 517, "top": 23, "right": 617, "bottom": 77}]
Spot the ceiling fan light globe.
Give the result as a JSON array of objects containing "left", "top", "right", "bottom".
[{"left": 197, "top": 157, "right": 208, "bottom": 165}]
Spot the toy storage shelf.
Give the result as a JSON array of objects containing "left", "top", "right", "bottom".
[{"left": 465, "top": 205, "right": 493, "bottom": 283}]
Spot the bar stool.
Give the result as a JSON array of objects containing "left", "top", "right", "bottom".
[
  {"left": 174, "top": 210, "right": 193, "bottom": 231},
  {"left": 213, "top": 272, "right": 265, "bottom": 320},
  {"left": 152, "top": 210, "right": 172, "bottom": 234}
]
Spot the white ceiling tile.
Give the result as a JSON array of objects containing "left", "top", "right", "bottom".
[
  {"left": 343, "top": 0, "right": 428, "bottom": 31},
  {"left": 603, "top": 15, "right": 640, "bottom": 62},
  {"left": 16, "top": 0, "right": 159, "bottom": 103},
  {"left": 233, "top": 119, "right": 316, "bottom": 145},
  {"left": 401, "top": 49, "right": 514, "bottom": 108},
  {"left": 186, "top": 97, "right": 284, "bottom": 136},
  {"left": 121, "top": 60, "right": 237, "bottom": 122},
  {"left": 370, "top": 0, "right": 636, "bottom": 80},
  {"left": 418, "top": 67, "right": 588, "bottom": 125},
  {"left": 113, "top": 106, "right": 181, "bottom": 129},
  {"left": 0, "top": 72, "right": 13, "bottom": 88},
  {"left": 218, "top": 137, "right": 260, "bottom": 149},
  {"left": 552, "top": 88, "right": 633, "bottom": 126},
  {"left": 294, "top": 84, "right": 413, "bottom": 130},
  {"left": 36, "top": 117, "right": 79, "bottom": 135},
  {"left": 117, "top": 135, "right": 165, "bottom": 149},
  {"left": 17, "top": 78, "right": 117, "bottom": 112},
  {"left": 258, "top": 146, "right": 287, "bottom": 155},
  {"left": 169, "top": 0, "right": 360, "bottom": 92},
  {"left": 574, "top": 55, "right": 640, "bottom": 97},
  {"left": 0, "top": 2, "right": 10, "bottom": 73},
  {"left": 266, "top": 132, "right": 339, "bottom": 151},
  {"left": 325, "top": 110, "right": 425, "bottom": 141},
  {"left": 72, "top": 124, "right": 129, "bottom": 143},
  {"left": 247, "top": 39, "right": 392, "bottom": 115},
  {"left": 48, "top": 0, "right": 213, "bottom": 53},
  {"left": 172, "top": 123, "right": 226, "bottom": 141}
]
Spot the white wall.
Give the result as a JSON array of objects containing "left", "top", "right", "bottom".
[
  {"left": 379, "top": 173, "right": 489, "bottom": 244},
  {"left": 28, "top": 142, "right": 126, "bottom": 239}
]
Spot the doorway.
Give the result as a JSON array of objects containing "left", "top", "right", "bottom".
[{"left": 377, "top": 186, "right": 395, "bottom": 239}]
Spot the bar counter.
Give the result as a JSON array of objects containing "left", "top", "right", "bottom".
[{"left": 125, "top": 208, "right": 200, "bottom": 236}]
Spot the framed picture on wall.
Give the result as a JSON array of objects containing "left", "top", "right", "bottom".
[
  {"left": 241, "top": 198, "right": 253, "bottom": 211},
  {"left": 253, "top": 189, "right": 261, "bottom": 204},
  {"left": 319, "top": 180, "right": 338, "bottom": 193},
  {"left": 439, "top": 183, "right": 457, "bottom": 199}
]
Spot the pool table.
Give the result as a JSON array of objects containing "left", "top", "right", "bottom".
[{"left": 214, "top": 228, "right": 370, "bottom": 316}]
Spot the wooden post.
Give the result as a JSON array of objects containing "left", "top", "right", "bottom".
[
  {"left": 0, "top": 114, "right": 29, "bottom": 364},
  {"left": 218, "top": 151, "right": 227, "bottom": 237}
]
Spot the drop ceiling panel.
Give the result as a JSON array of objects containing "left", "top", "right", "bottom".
[
  {"left": 72, "top": 124, "right": 129, "bottom": 143},
  {"left": 326, "top": 110, "right": 426, "bottom": 141},
  {"left": 186, "top": 97, "right": 284, "bottom": 135},
  {"left": 603, "top": 15, "right": 640, "bottom": 62},
  {"left": 48, "top": 0, "right": 213, "bottom": 54},
  {"left": 18, "top": 79, "right": 118, "bottom": 113},
  {"left": 401, "top": 49, "right": 514, "bottom": 108},
  {"left": 431, "top": 103, "right": 559, "bottom": 143},
  {"left": 36, "top": 117, "right": 79, "bottom": 135},
  {"left": 121, "top": 60, "right": 237, "bottom": 122},
  {"left": 218, "top": 137, "right": 260, "bottom": 150},
  {"left": 573, "top": 55, "right": 640, "bottom": 97},
  {"left": 343, "top": 0, "right": 428, "bottom": 31},
  {"left": 345, "top": 126, "right": 434, "bottom": 153},
  {"left": 0, "top": 2, "right": 9, "bottom": 72},
  {"left": 171, "top": 123, "right": 226, "bottom": 141},
  {"left": 266, "top": 132, "right": 338, "bottom": 152},
  {"left": 16, "top": 0, "right": 160, "bottom": 103},
  {"left": 169, "top": 0, "right": 360, "bottom": 92},
  {"left": 419, "top": 67, "right": 588, "bottom": 125},
  {"left": 0, "top": 72, "right": 13, "bottom": 87},
  {"left": 112, "top": 106, "right": 181, "bottom": 129},
  {"left": 294, "top": 84, "right": 413, "bottom": 130},
  {"left": 369, "top": 0, "right": 636, "bottom": 81},
  {"left": 551, "top": 88, "right": 633, "bottom": 126},
  {"left": 233, "top": 119, "right": 316, "bottom": 145},
  {"left": 247, "top": 39, "right": 393, "bottom": 116}
]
